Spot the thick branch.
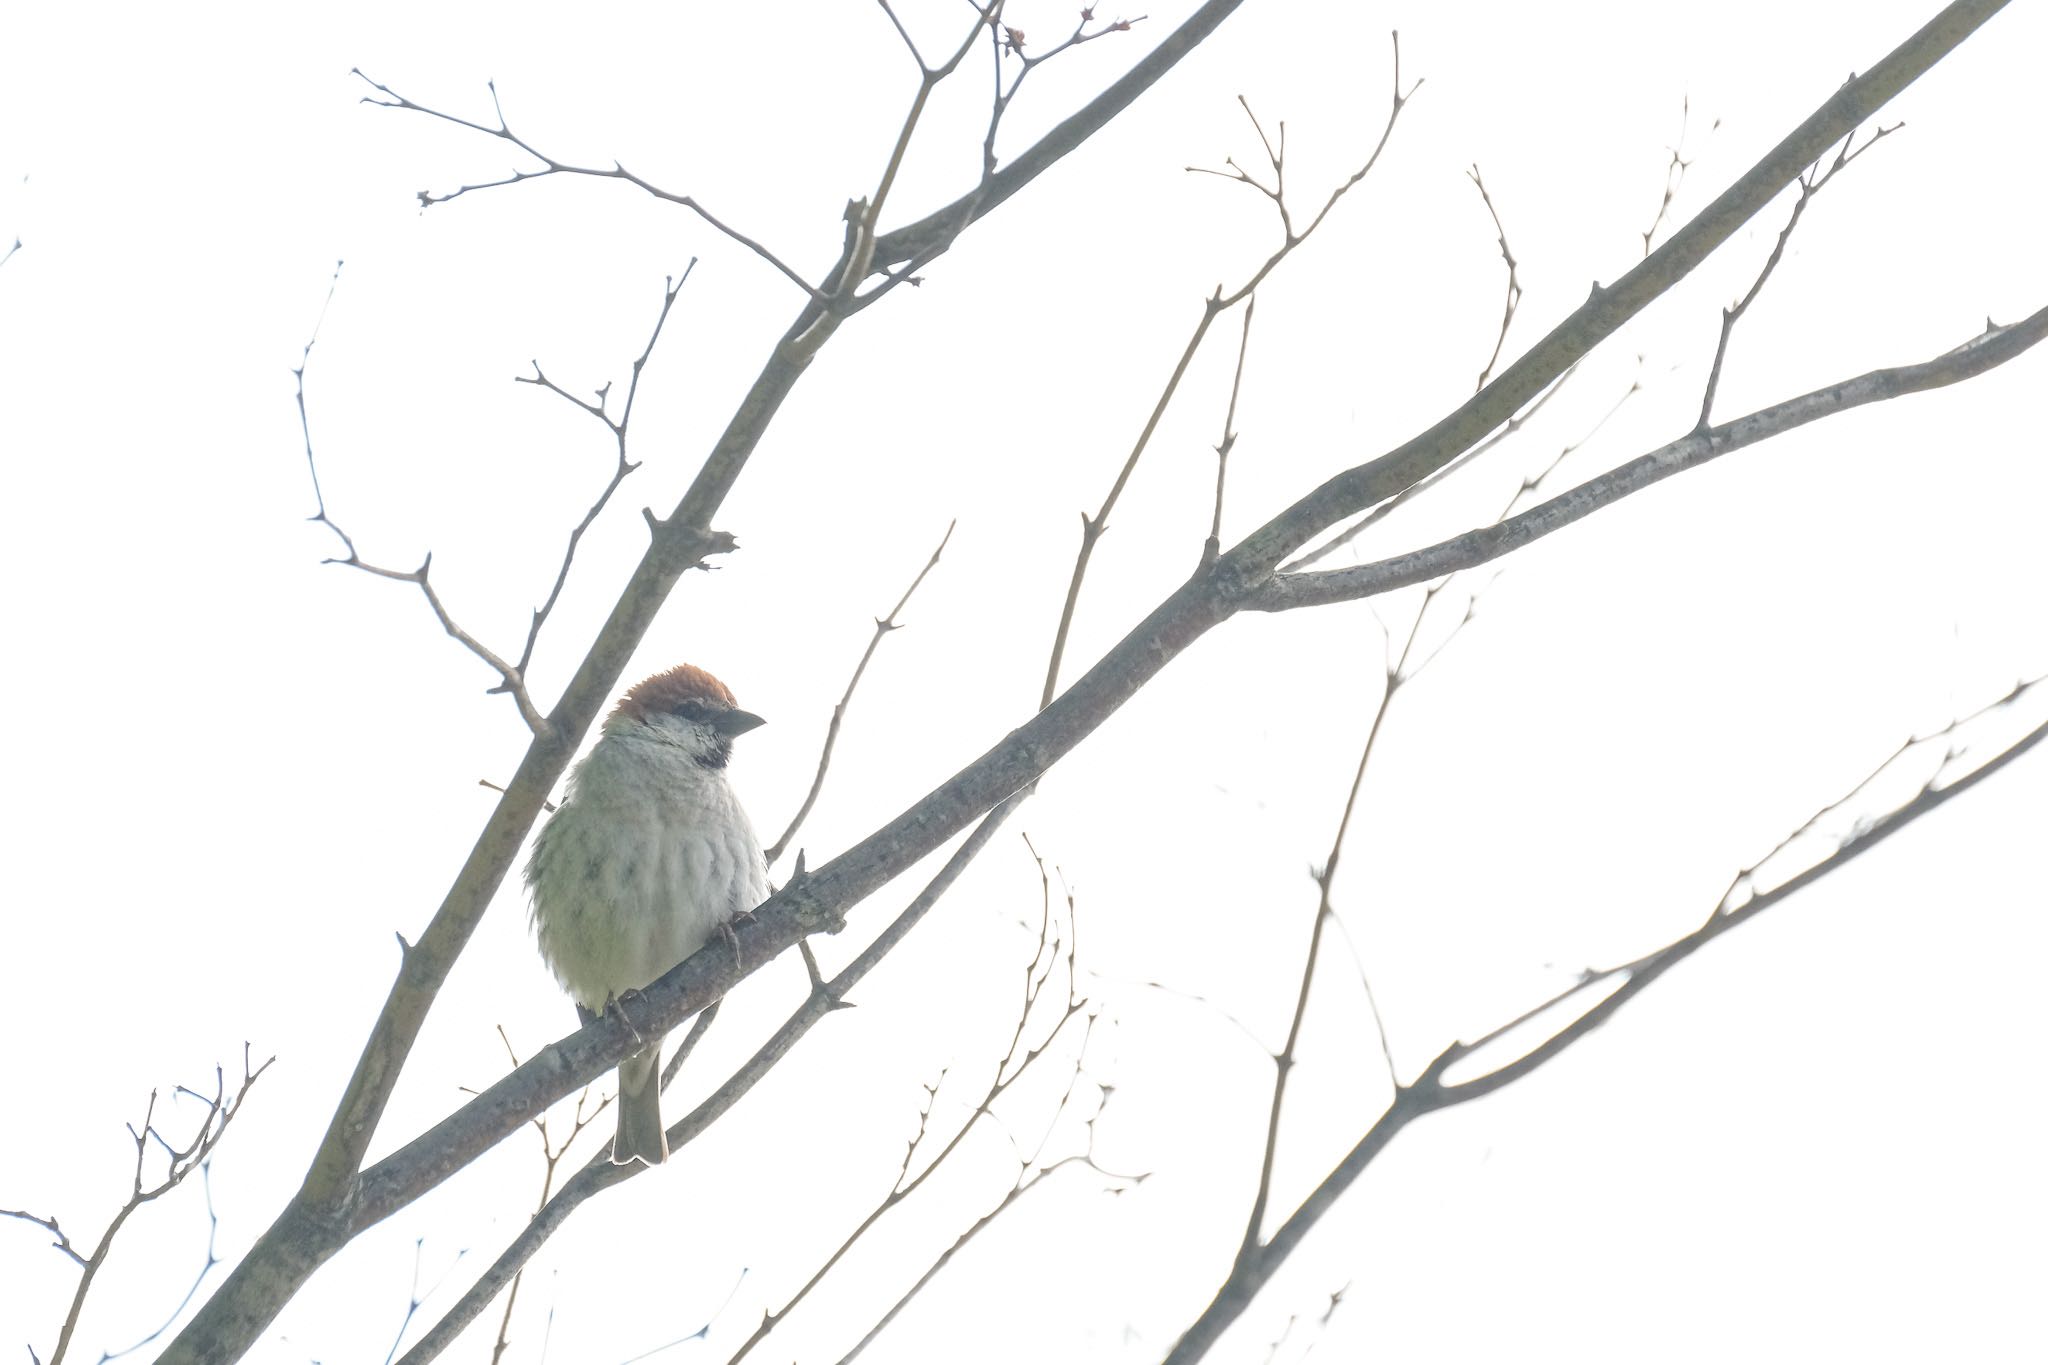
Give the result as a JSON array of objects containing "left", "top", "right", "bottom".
[
  {"left": 1250, "top": 305, "right": 2048, "bottom": 613},
  {"left": 161, "top": 8, "right": 2013, "bottom": 1359},
  {"left": 223, "top": 7, "right": 2020, "bottom": 1288},
  {"left": 161, "top": 268, "right": 827, "bottom": 1365},
  {"left": 388, "top": 800, "right": 1024, "bottom": 1365},
  {"left": 1228, "top": 0, "right": 2012, "bottom": 573}
]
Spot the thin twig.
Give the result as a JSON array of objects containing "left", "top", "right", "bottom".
[
  {"left": 1698, "top": 122, "right": 1900, "bottom": 428},
  {"left": 1290, "top": 95, "right": 1700, "bottom": 576},
  {"left": 1641, "top": 96, "right": 1716, "bottom": 254},
  {"left": 847, "top": 2, "right": 1149, "bottom": 316},
  {"left": 1204, "top": 296, "right": 1257, "bottom": 566},
  {"left": 869, "top": 0, "right": 1241, "bottom": 275},
  {"left": 1239, "top": 414, "right": 1507, "bottom": 1253},
  {"left": 766, "top": 521, "right": 957, "bottom": 865},
  {"left": 1467, "top": 165, "right": 1522, "bottom": 390},
  {"left": 1046, "top": 35, "right": 1420, "bottom": 705},
  {"left": 355, "top": 72, "right": 817, "bottom": 299},
  {"left": 505, "top": 264, "right": 697, "bottom": 688},
  {"left": 1167, "top": 672, "right": 2048, "bottom": 1362},
  {"left": 728, "top": 835, "right": 1110, "bottom": 1364},
  {"left": 476, "top": 1028, "right": 612, "bottom": 1365},
  {"left": 5, "top": 1050, "right": 270, "bottom": 1365},
  {"left": 295, "top": 268, "right": 550, "bottom": 735}
]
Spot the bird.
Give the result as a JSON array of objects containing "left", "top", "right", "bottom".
[{"left": 525, "top": 663, "right": 769, "bottom": 1166}]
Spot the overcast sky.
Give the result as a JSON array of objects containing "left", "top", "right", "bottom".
[{"left": 2, "top": 3, "right": 2043, "bottom": 1362}]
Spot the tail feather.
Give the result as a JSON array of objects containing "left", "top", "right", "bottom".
[{"left": 613, "top": 1043, "right": 668, "bottom": 1167}]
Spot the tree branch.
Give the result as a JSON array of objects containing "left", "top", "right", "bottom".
[
  {"left": 258, "top": 14, "right": 2021, "bottom": 1299},
  {"left": 766, "top": 520, "right": 956, "bottom": 866},
  {"left": 1250, "top": 304, "right": 2048, "bottom": 613},
  {"left": 1165, "top": 672, "right": 2048, "bottom": 1362},
  {"left": 1227, "top": 0, "right": 2012, "bottom": 574},
  {"left": 161, "top": 8, "right": 2015, "bottom": 1359},
  {"left": 869, "top": 0, "right": 1247, "bottom": 272}
]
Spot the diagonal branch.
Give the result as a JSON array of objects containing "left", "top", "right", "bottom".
[
  {"left": 1166, "top": 673, "right": 2048, "bottom": 1362},
  {"left": 1228, "top": 0, "right": 2011, "bottom": 574},
  {"left": 164, "top": 10, "right": 2013, "bottom": 1360},
  {"left": 1251, "top": 304, "right": 2048, "bottom": 613},
  {"left": 728, "top": 837, "right": 1096, "bottom": 1363},
  {"left": 869, "top": 0, "right": 1247, "bottom": 273},
  {"left": 389, "top": 797, "right": 1026, "bottom": 1365},
  {"left": 317, "top": 10, "right": 2021, "bottom": 1273}
]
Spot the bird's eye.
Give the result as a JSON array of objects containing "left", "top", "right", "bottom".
[{"left": 670, "top": 700, "right": 709, "bottom": 721}]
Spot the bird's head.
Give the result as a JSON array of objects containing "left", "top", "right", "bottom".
[{"left": 605, "top": 663, "right": 765, "bottom": 769}]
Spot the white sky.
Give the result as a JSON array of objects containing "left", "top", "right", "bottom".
[{"left": 2, "top": 2, "right": 2044, "bottom": 1362}]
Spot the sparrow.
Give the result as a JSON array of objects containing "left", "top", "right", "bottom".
[{"left": 525, "top": 663, "right": 769, "bottom": 1166}]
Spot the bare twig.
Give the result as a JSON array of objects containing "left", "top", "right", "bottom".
[
  {"left": 869, "top": 0, "right": 1244, "bottom": 274},
  {"left": 168, "top": 11, "right": 2015, "bottom": 1360},
  {"left": 795, "top": 1, "right": 1000, "bottom": 350},
  {"left": 355, "top": 73, "right": 816, "bottom": 298},
  {"left": 728, "top": 834, "right": 1108, "bottom": 1363},
  {"left": 472, "top": 1028, "right": 613, "bottom": 1365},
  {"left": 1466, "top": 165, "right": 1522, "bottom": 390},
  {"left": 1204, "top": 296, "right": 1257, "bottom": 565},
  {"left": 505, "top": 265, "right": 697, "bottom": 689},
  {"left": 867, "top": 3, "right": 998, "bottom": 240},
  {"left": 836, "top": 1124, "right": 1119, "bottom": 1365},
  {"left": 295, "top": 266, "right": 551, "bottom": 735},
  {"left": 97, "top": 1163, "right": 224, "bottom": 1364},
  {"left": 1288, "top": 87, "right": 1705, "bottom": 576},
  {"left": 1167, "top": 673, "right": 2048, "bottom": 1361},
  {"left": 5, "top": 1050, "right": 270, "bottom": 1365},
  {"left": 848, "top": 3, "right": 1149, "bottom": 315},
  {"left": 1225, "top": 349, "right": 1645, "bottom": 1325},
  {"left": 657, "top": 1000, "right": 722, "bottom": 1093},
  {"left": 979, "top": 6, "right": 1150, "bottom": 180},
  {"left": 1641, "top": 95, "right": 1716, "bottom": 254},
  {"left": 1238, "top": 398, "right": 1524, "bottom": 1257},
  {"left": 381, "top": 1240, "right": 470, "bottom": 1365},
  {"left": 766, "top": 521, "right": 957, "bottom": 865},
  {"left": 1045, "top": 35, "right": 1420, "bottom": 705},
  {"left": 1259, "top": 1283, "right": 1348, "bottom": 1365},
  {"left": 1698, "top": 122, "right": 1900, "bottom": 428},
  {"left": 834, "top": 876, "right": 1136, "bottom": 1365}
]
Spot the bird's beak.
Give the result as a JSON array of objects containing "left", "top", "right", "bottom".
[{"left": 714, "top": 708, "right": 766, "bottom": 737}]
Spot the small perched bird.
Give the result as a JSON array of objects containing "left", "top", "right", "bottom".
[{"left": 526, "top": 663, "right": 769, "bottom": 1166}]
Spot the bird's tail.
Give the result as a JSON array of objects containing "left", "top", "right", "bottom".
[{"left": 613, "top": 1043, "right": 668, "bottom": 1167}]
